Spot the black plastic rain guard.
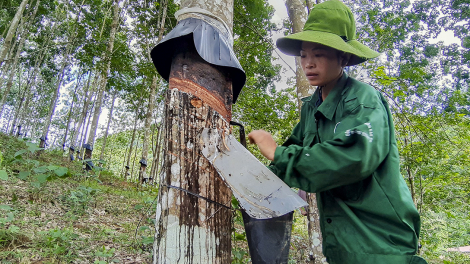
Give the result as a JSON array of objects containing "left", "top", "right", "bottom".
[
  {"left": 242, "top": 211, "right": 294, "bottom": 264},
  {"left": 150, "top": 17, "right": 246, "bottom": 103}
]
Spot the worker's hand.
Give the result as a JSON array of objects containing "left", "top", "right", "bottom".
[{"left": 248, "top": 130, "right": 277, "bottom": 161}]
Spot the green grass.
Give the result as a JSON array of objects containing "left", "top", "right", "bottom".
[{"left": 0, "top": 134, "right": 156, "bottom": 263}]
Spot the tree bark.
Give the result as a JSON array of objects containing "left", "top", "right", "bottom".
[
  {"left": 285, "top": 0, "right": 326, "bottom": 263},
  {"left": 99, "top": 91, "right": 116, "bottom": 160},
  {"left": 153, "top": 37, "right": 233, "bottom": 264},
  {"left": 0, "top": 0, "right": 29, "bottom": 67},
  {"left": 85, "top": 0, "right": 121, "bottom": 160}
]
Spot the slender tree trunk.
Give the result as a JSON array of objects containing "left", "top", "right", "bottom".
[
  {"left": 285, "top": 1, "right": 326, "bottom": 263},
  {"left": 153, "top": 1, "right": 234, "bottom": 261},
  {"left": 149, "top": 123, "right": 162, "bottom": 183},
  {"left": 99, "top": 91, "right": 116, "bottom": 160},
  {"left": 139, "top": 76, "right": 157, "bottom": 182},
  {"left": 126, "top": 114, "right": 139, "bottom": 170},
  {"left": 0, "top": 0, "right": 45, "bottom": 119},
  {"left": 0, "top": 0, "right": 29, "bottom": 66},
  {"left": 39, "top": 52, "right": 69, "bottom": 148},
  {"left": 0, "top": 24, "right": 26, "bottom": 115},
  {"left": 72, "top": 72, "right": 94, "bottom": 147},
  {"left": 139, "top": 0, "right": 168, "bottom": 183},
  {"left": 39, "top": 0, "right": 80, "bottom": 148},
  {"left": 131, "top": 130, "right": 141, "bottom": 181},
  {"left": 84, "top": 0, "right": 121, "bottom": 160},
  {"left": 62, "top": 75, "right": 81, "bottom": 150},
  {"left": 82, "top": 101, "right": 94, "bottom": 147}
]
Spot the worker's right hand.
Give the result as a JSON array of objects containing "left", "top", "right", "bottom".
[{"left": 248, "top": 130, "right": 277, "bottom": 161}]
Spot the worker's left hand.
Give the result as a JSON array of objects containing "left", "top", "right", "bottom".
[{"left": 248, "top": 130, "right": 277, "bottom": 161}]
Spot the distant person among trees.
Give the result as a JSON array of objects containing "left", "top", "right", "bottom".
[{"left": 248, "top": 1, "right": 427, "bottom": 263}]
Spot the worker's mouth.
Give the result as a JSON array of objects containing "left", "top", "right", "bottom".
[{"left": 306, "top": 73, "right": 319, "bottom": 80}]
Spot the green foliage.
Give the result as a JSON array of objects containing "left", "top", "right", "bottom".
[
  {"left": 59, "top": 185, "right": 99, "bottom": 215},
  {"left": 38, "top": 228, "right": 79, "bottom": 260}
]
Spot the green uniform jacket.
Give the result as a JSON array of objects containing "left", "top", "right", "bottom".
[{"left": 269, "top": 73, "right": 427, "bottom": 264}]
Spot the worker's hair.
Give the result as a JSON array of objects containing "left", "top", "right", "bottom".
[{"left": 336, "top": 50, "right": 351, "bottom": 67}]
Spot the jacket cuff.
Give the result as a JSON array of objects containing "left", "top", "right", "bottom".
[{"left": 273, "top": 146, "right": 288, "bottom": 173}]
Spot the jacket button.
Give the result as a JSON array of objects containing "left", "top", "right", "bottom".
[{"left": 326, "top": 218, "right": 332, "bottom": 224}]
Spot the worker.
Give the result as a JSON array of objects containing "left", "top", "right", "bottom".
[{"left": 247, "top": 1, "right": 427, "bottom": 263}]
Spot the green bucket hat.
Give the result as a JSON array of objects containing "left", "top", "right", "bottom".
[{"left": 276, "top": 0, "right": 379, "bottom": 66}]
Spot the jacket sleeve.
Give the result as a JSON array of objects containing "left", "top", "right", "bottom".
[
  {"left": 271, "top": 101, "right": 391, "bottom": 193},
  {"left": 268, "top": 121, "right": 303, "bottom": 176}
]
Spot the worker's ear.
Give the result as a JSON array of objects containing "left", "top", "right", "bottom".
[{"left": 341, "top": 53, "right": 351, "bottom": 67}]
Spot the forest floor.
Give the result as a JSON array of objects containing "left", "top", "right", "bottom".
[{"left": 0, "top": 134, "right": 311, "bottom": 263}]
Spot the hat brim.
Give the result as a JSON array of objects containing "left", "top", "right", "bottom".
[{"left": 276, "top": 30, "right": 379, "bottom": 66}]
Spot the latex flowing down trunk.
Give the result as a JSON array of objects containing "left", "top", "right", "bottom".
[
  {"left": 285, "top": 0, "right": 326, "bottom": 263},
  {"left": 0, "top": 0, "right": 29, "bottom": 66},
  {"left": 153, "top": 0, "right": 235, "bottom": 261},
  {"left": 84, "top": 0, "right": 121, "bottom": 161}
]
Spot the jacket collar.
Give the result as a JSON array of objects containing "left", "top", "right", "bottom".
[{"left": 315, "top": 72, "right": 349, "bottom": 120}]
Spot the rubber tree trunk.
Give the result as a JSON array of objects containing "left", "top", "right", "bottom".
[
  {"left": 138, "top": 76, "right": 157, "bottom": 183},
  {"left": 139, "top": 0, "right": 168, "bottom": 184},
  {"left": 39, "top": 50, "right": 70, "bottom": 148},
  {"left": 99, "top": 91, "right": 116, "bottom": 161},
  {"left": 0, "top": 0, "right": 43, "bottom": 119},
  {"left": 0, "top": 19, "right": 26, "bottom": 115},
  {"left": 0, "top": 0, "right": 29, "bottom": 67},
  {"left": 72, "top": 72, "right": 94, "bottom": 148},
  {"left": 285, "top": 0, "right": 326, "bottom": 263},
  {"left": 126, "top": 112, "right": 139, "bottom": 176},
  {"left": 84, "top": 0, "right": 121, "bottom": 161},
  {"left": 149, "top": 123, "right": 163, "bottom": 183},
  {"left": 153, "top": 1, "right": 234, "bottom": 261},
  {"left": 62, "top": 75, "right": 81, "bottom": 150}
]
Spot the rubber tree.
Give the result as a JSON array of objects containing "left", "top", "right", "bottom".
[
  {"left": 39, "top": 0, "right": 86, "bottom": 148},
  {"left": 151, "top": 0, "right": 245, "bottom": 262},
  {"left": 84, "top": 0, "right": 121, "bottom": 162},
  {"left": 0, "top": 0, "right": 29, "bottom": 67},
  {"left": 139, "top": 0, "right": 168, "bottom": 183},
  {"left": 99, "top": 91, "right": 117, "bottom": 161},
  {"left": 285, "top": 0, "right": 326, "bottom": 263}
]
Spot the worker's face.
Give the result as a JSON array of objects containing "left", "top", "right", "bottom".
[{"left": 300, "top": 42, "right": 347, "bottom": 87}]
